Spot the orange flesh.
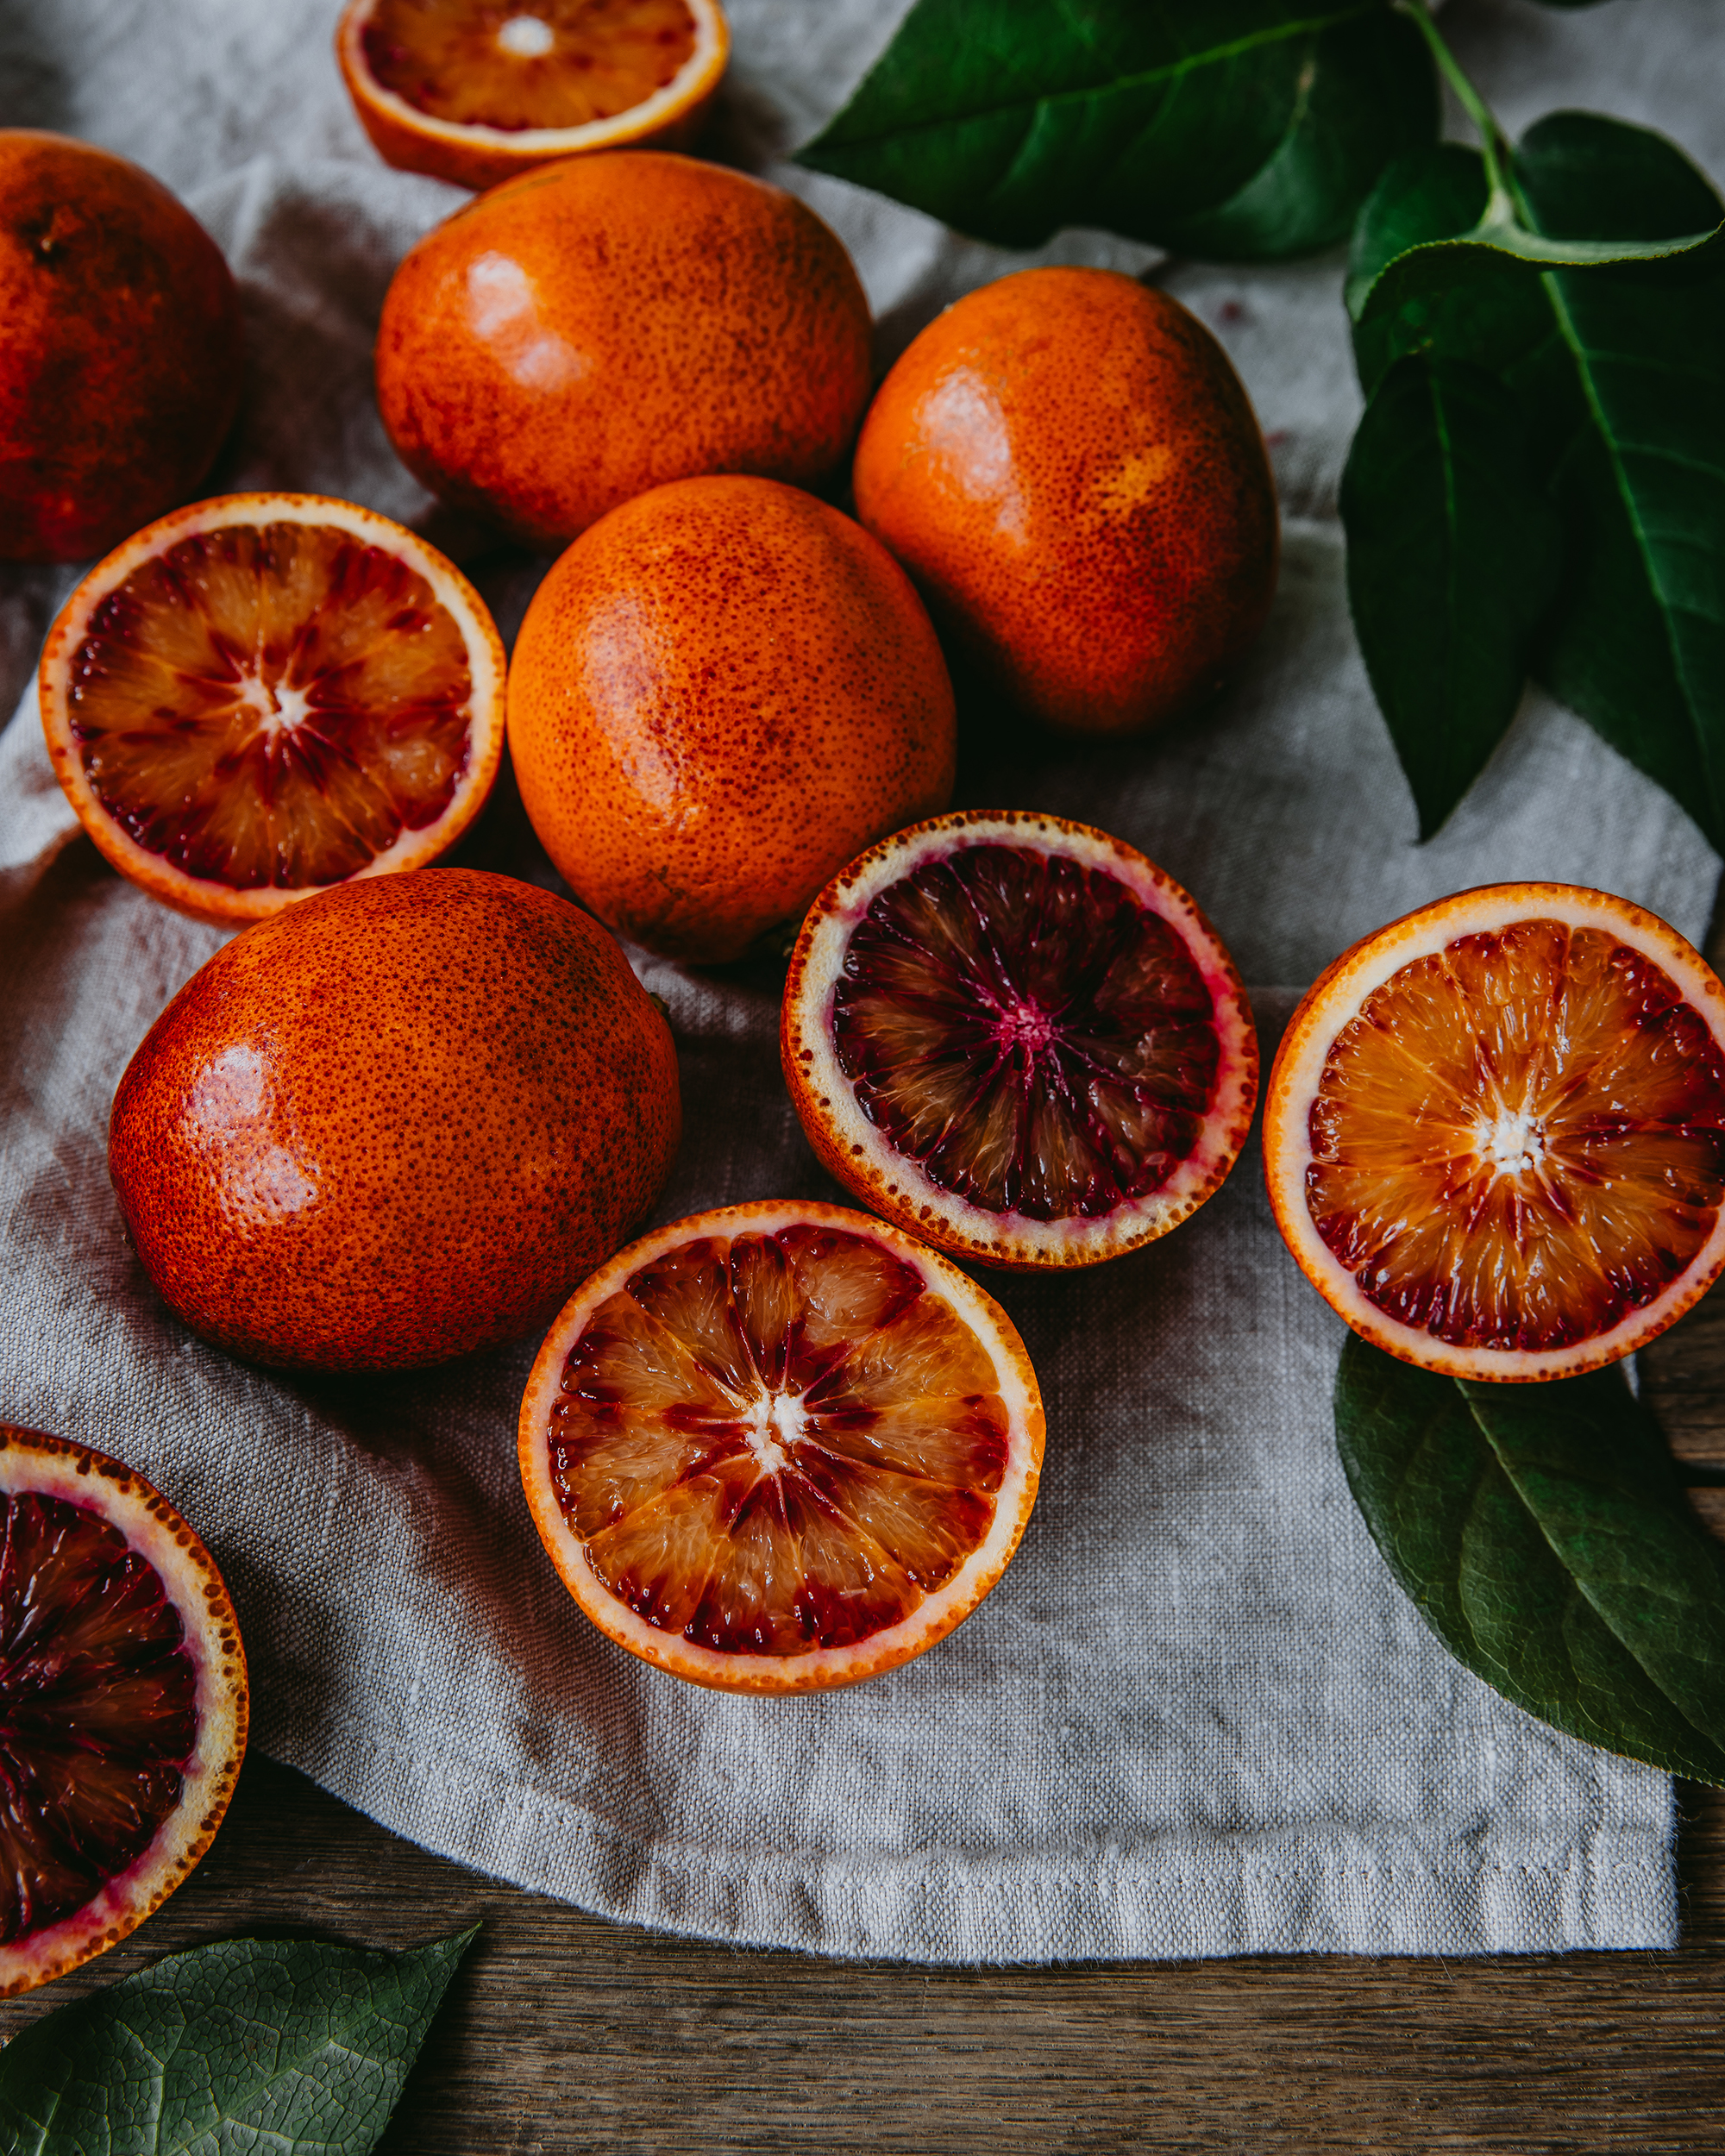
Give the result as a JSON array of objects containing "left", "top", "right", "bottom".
[
  {"left": 833, "top": 844, "right": 1220, "bottom": 1220},
  {"left": 68, "top": 523, "right": 475, "bottom": 891},
  {"left": 0, "top": 1495, "right": 197, "bottom": 1946},
  {"left": 550, "top": 1225, "right": 1011, "bottom": 1654},
  {"left": 1308, "top": 919, "right": 1725, "bottom": 1352},
  {"left": 361, "top": 0, "right": 697, "bottom": 129}
]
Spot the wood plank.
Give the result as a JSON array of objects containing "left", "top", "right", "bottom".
[{"left": 3, "top": 1754, "right": 1723, "bottom": 2152}]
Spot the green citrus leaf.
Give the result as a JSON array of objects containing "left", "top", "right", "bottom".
[
  {"left": 1345, "top": 140, "right": 1487, "bottom": 321},
  {"left": 795, "top": 0, "right": 1439, "bottom": 262},
  {"left": 1339, "top": 353, "right": 1562, "bottom": 836},
  {"left": 1346, "top": 112, "right": 1725, "bottom": 843},
  {"left": 0, "top": 1927, "right": 475, "bottom": 2155},
  {"left": 1335, "top": 1335, "right": 1725, "bottom": 1784}
]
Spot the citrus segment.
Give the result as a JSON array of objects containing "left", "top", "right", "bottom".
[
  {"left": 338, "top": 0, "right": 729, "bottom": 191},
  {"left": 40, "top": 494, "right": 505, "bottom": 926},
  {"left": 519, "top": 1202, "right": 1044, "bottom": 1690},
  {"left": 1264, "top": 884, "right": 1725, "bottom": 1381},
  {"left": 781, "top": 812, "right": 1258, "bottom": 1270},
  {"left": 0, "top": 1425, "right": 247, "bottom": 1997}
]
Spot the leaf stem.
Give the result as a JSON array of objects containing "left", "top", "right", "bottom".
[{"left": 1394, "top": 0, "right": 1518, "bottom": 221}]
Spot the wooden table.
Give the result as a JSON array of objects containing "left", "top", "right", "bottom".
[{"left": 1, "top": 1288, "right": 1722, "bottom": 2151}]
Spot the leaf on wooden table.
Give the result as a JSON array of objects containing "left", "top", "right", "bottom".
[
  {"left": 0, "top": 1928, "right": 475, "bottom": 2156},
  {"left": 795, "top": 0, "right": 1439, "bottom": 260},
  {"left": 1335, "top": 1334, "right": 1725, "bottom": 1785},
  {"left": 1339, "top": 353, "right": 1563, "bottom": 835}
]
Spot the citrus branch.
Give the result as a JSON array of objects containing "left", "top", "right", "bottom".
[{"left": 1395, "top": 0, "right": 1520, "bottom": 223}]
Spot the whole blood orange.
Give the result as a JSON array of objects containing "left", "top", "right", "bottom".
[
  {"left": 39, "top": 493, "right": 506, "bottom": 926},
  {"left": 781, "top": 812, "right": 1258, "bottom": 1270},
  {"left": 852, "top": 266, "right": 1278, "bottom": 736},
  {"left": 0, "top": 130, "right": 243, "bottom": 565},
  {"left": 0, "top": 1424, "right": 247, "bottom": 1997},
  {"left": 337, "top": 0, "right": 729, "bottom": 192},
  {"left": 109, "top": 868, "right": 681, "bottom": 1372},
  {"left": 518, "top": 1200, "right": 1044, "bottom": 1692},
  {"left": 375, "top": 152, "right": 872, "bottom": 550},
  {"left": 507, "top": 474, "right": 957, "bottom": 963},
  {"left": 1264, "top": 884, "right": 1725, "bottom": 1381}
]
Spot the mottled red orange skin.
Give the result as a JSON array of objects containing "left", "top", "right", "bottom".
[
  {"left": 852, "top": 266, "right": 1279, "bottom": 737},
  {"left": 374, "top": 152, "right": 873, "bottom": 549},
  {"left": 0, "top": 131, "right": 243, "bottom": 564},
  {"left": 108, "top": 869, "right": 681, "bottom": 1372},
  {"left": 506, "top": 474, "right": 957, "bottom": 964}
]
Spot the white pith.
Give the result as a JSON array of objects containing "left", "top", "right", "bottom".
[
  {"left": 0, "top": 1427, "right": 247, "bottom": 1995},
  {"left": 783, "top": 811, "right": 1258, "bottom": 1268},
  {"left": 1263, "top": 882, "right": 1725, "bottom": 1382},
  {"left": 518, "top": 1200, "right": 1045, "bottom": 1693},
  {"left": 38, "top": 491, "right": 507, "bottom": 924},
  {"left": 497, "top": 15, "right": 555, "bottom": 57},
  {"left": 339, "top": 0, "right": 728, "bottom": 153}
]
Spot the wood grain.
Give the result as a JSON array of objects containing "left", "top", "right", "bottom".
[{"left": 3, "top": 1747, "right": 1723, "bottom": 2153}]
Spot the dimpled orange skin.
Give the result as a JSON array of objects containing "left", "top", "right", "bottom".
[
  {"left": 374, "top": 152, "right": 873, "bottom": 550},
  {"left": 507, "top": 473, "right": 957, "bottom": 964},
  {"left": 108, "top": 868, "right": 681, "bottom": 1373},
  {"left": 0, "top": 131, "right": 243, "bottom": 564},
  {"left": 852, "top": 266, "right": 1279, "bottom": 736}
]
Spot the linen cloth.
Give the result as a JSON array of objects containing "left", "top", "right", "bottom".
[{"left": 2, "top": 0, "right": 1721, "bottom": 1962}]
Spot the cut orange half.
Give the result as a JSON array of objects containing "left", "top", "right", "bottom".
[
  {"left": 518, "top": 1201, "right": 1044, "bottom": 1693},
  {"left": 0, "top": 1425, "right": 248, "bottom": 1997},
  {"left": 781, "top": 812, "right": 1258, "bottom": 1270},
  {"left": 40, "top": 492, "right": 506, "bottom": 927},
  {"left": 336, "top": 0, "right": 730, "bottom": 192},
  {"left": 1264, "top": 883, "right": 1725, "bottom": 1382}
]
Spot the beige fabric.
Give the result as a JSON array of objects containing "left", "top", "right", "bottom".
[{"left": 2, "top": 0, "right": 1719, "bottom": 1960}]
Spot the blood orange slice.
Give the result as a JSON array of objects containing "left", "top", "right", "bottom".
[
  {"left": 781, "top": 812, "right": 1258, "bottom": 1270},
  {"left": 1264, "top": 883, "right": 1725, "bottom": 1382},
  {"left": 38, "top": 493, "right": 506, "bottom": 928},
  {"left": 336, "top": 0, "right": 730, "bottom": 192},
  {"left": 518, "top": 1201, "right": 1044, "bottom": 1692},
  {"left": 0, "top": 1425, "right": 247, "bottom": 1997}
]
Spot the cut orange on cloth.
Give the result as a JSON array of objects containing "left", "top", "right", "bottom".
[
  {"left": 39, "top": 492, "right": 505, "bottom": 927},
  {"left": 781, "top": 811, "right": 1258, "bottom": 1271},
  {"left": 1264, "top": 882, "right": 1725, "bottom": 1382},
  {"left": 336, "top": 0, "right": 730, "bottom": 191},
  {"left": 0, "top": 1424, "right": 248, "bottom": 1998},
  {"left": 518, "top": 1202, "right": 1044, "bottom": 1693}
]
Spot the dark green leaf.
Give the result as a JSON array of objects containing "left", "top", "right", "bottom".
[
  {"left": 0, "top": 1928, "right": 475, "bottom": 2155},
  {"left": 1345, "top": 141, "right": 1486, "bottom": 322},
  {"left": 1340, "top": 354, "right": 1563, "bottom": 835},
  {"left": 1335, "top": 1335, "right": 1725, "bottom": 1783},
  {"left": 1514, "top": 109, "right": 1722, "bottom": 243},
  {"left": 1348, "top": 113, "right": 1725, "bottom": 843},
  {"left": 796, "top": 0, "right": 1438, "bottom": 261}
]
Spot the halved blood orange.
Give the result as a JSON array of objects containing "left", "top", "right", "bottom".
[
  {"left": 0, "top": 1425, "right": 248, "bottom": 1997},
  {"left": 518, "top": 1201, "right": 1044, "bottom": 1692},
  {"left": 336, "top": 0, "right": 730, "bottom": 192},
  {"left": 39, "top": 492, "right": 506, "bottom": 927},
  {"left": 781, "top": 812, "right": 1258, "bottom": 1270},
  {"left": 1264, "top": 883, "right": 1725, "bottom": 1382}
]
